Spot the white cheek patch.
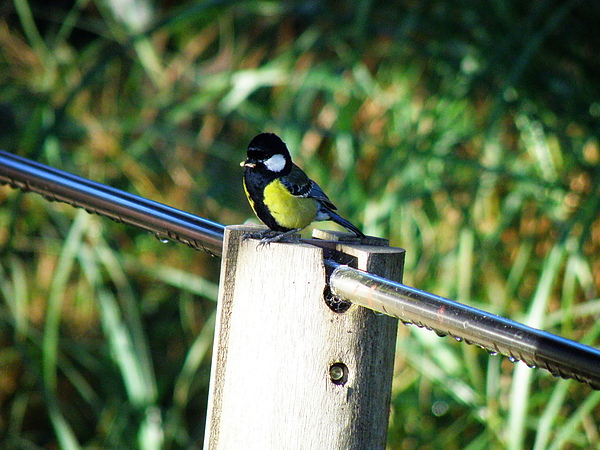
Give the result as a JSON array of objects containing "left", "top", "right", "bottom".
[{"left": 264, "top": 154, "right": 286, "bottom": 172}]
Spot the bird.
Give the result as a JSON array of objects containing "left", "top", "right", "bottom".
[{"left": 241, "top": 132, "right": 364, "bottom": 242}]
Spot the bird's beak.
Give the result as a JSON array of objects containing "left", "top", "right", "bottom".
[{"left": 241, "top": 160, "right": 256, "bottom": 168}]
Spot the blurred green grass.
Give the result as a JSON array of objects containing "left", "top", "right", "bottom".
[{"left": 1, "top": 0, "right": 599, "bottom": 448}]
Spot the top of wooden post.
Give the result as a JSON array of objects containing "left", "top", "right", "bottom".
[{"left": 204, "top": 225, "right": 405, "bottom": 450}]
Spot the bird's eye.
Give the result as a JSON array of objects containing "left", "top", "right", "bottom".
[{"left": 247, "top": 149, "right": 263, "bottom": 160}]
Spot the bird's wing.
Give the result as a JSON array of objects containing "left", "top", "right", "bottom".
[
  {"left": 307, "top": 180, "right": 337, "bottom": 210},
  {"left": 281, "top": 164, "right": 312, "bottom": 196},
  {"left": 282, "top": 164, "right": 337, "bottom": 210}
]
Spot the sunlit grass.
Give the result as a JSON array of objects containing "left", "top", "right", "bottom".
[{"left": 1, "top": 0, "right": 599, "bottom": 448}]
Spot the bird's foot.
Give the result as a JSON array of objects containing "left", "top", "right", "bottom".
[
  {"left": 242, "top": 228, "right": 277, "bottom": 241},
  {"left": 243, "top": 229, "right": 301, "bottom": 247}
]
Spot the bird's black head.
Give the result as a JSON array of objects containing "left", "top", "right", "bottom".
[{"left": 243, "top": 133, "right": 292, "bottom": 176}]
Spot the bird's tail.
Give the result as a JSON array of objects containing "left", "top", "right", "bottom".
[{"left": 328, "top": 210, "right": 365, "bottom": 237}]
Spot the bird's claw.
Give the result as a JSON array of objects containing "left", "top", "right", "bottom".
[
  {"left": 242, "top": 229, "right": 301, "bottom": 247},
  {"left": 242, "top": 229, "right": 277, "bottom": 242}
]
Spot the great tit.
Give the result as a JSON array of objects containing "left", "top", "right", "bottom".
[{"left": 241, "top": 132, "right": 364, "bottom": 241}]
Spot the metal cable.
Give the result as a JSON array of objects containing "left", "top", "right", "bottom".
[
  {"left": 329, "top": 263, "right": 600, "bottom": 390},
  {"left": 0, "top": 151, "right": 225, "bottom": 256}
]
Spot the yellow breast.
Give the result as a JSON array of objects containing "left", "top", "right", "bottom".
[{"left": 264, "top": 179, "right": 317, "bottom": 230}]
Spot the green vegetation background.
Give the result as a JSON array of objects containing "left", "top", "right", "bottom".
[{"left": 1, "top": 0, "right": 599, "bottom": 448}]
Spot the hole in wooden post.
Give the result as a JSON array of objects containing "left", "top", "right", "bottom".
[
  {"left": 323, "top": 285, "right": 352, "bottom": 313},
  {"left": 329, "top": 362, "right": 348, "bottom": 385}
]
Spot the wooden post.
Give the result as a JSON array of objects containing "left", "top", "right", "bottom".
[{"left": 204, "top": 225, "right": 405, "bottom": 449}]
